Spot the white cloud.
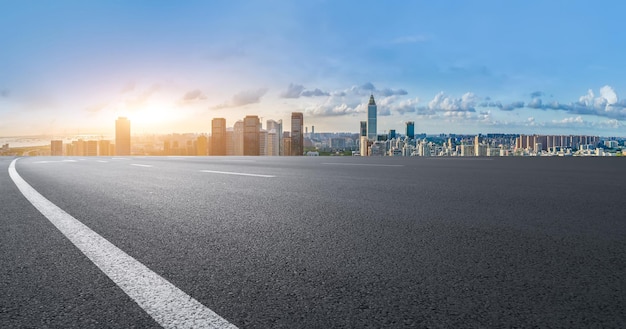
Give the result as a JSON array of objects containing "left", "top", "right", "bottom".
[
  {"left": 213, "top": 88, "right": 268, "bottom": 109},
  {"left": 428, "top": 92, "right": 477, "bottom": 112}
]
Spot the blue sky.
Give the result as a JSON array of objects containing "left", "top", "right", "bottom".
[{"left": 1, "top": 0, "right": 625, "bottom": 137}]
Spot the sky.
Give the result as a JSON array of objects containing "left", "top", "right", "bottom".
[{"left": 1, "top": 0, "right": 626, "bottom": 137}]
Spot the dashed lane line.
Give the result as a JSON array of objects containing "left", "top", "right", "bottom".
[
  {"left": 130, "top": 164, "right": 154, "bottom": 168},
  {"left": 199, "top": 170, "right": 275, "bottom": 178},
  {"left": 321, "top": 163, "right": 404, "bottom": 167},
  {"left": 8, "top": 159, "right": 237, "bottom": 329}
]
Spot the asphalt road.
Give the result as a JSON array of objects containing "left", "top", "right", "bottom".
[{"left": 1, "top": 156, "right": 625, "bottom": 328}]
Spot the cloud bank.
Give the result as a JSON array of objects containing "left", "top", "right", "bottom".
[{"left": 214, "top": 88, "right": 268, "bottom": 109}]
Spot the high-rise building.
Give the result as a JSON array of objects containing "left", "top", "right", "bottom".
[
  {"left": 360, "top": 121, "right": 367, "bottom": 137},
  {"left": 405, "top": 121, "right": 415, "bottom": 139},
  {"left": 367, "top": 95, "right": 377, "bottom": 140},
  {"left": 196, "top": 135, "right": 208, "bottom": 155},
  {"left": 225, "top": 129, "right": 234, "bottom": 155},
  {"left": 86, "top": 140, "right": 98, "bottom": 156},
  {"left": 266, "top": 119, "right": 283, "bottom": 155},
  {"left": 51, "top": 140, "right": 63, "bottom": 156},
  {"left": 291, "top": 112, "right": 304, "bottom": 156},
  {"left": 233, "top": 120, "right": 244, "bottom": 155},
  {"left": 211, "top": 118, "right": 227, "bottom": 155},
  {"left": 243, "top": 115, "right": 260, "bottom": 156},
  {"left": 259, "top": 129, "right": 268, "bottom": 156},
  {"left": 389, "top": 130, "right": 396, "bottom": 140},
  {"left": 283, "top": 132, "right": 292, "bottom": 156},
  {"left": 115, "top": 117, "right": 131, "bottom": 156},
  {"left": 360, "top": 136, "right": 369, "bottom": 156},
  {"left": 98, "top": 140, "right": 111, "bottom": 156},
  {"left": 267, "top": 129, "right": 278, "bottom": 156}
]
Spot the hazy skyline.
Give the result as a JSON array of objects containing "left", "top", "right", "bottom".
[{"left": 1, "top": 1, "right": 626, "bottom": 137}]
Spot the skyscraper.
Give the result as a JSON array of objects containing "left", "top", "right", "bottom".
[
  {"left": 233, "top": 120, "right": 244, "bottom": 155},
  {"left": 211, "top": 118, "right": 226, "bottom": 155},
  {"left": 291, "top": 112, "right": 303, "bottom": 156},
  {"left": 405, "top": 121, "right": 415, "bottom": 139},
  {"left": 266, "top": 119, "right": 283, "bottom": 156},
  {"left": 243, "top": 115, "right": 260, "bottom": 156},
  {"left": 367, "top": 95, "right": 377, "bottom": 140},
  {"left": 115, "top": 117, "right": 131, "bottom": 156},
  {"left": 283, "top": 132, "right": 292, "bottom": 156},
  {"left": 360, "top": 121, "right": 367, "bottom": 137}
]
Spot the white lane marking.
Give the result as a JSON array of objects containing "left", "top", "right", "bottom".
[
  {"left": 8, "top": 159, "right": 237, "bottom": 329},
  {"left": 322, "top": 163, "right": 404, "bottom": 167},
  {"left": 33, "top": 160, "right": 79, "bottom": 164},
  {"left": 97, "top": 160, "right": 108, "bottom": 163},
  {"left": 131, "top": 164, "right": 153, "bottom": 168},
  {"left": 112, "top": 157, "right": 131, "bottom": 160},
  {"left": 200, "top": 170, "right": 275, "bottom": 178},
  {"left": 425, "top": 158, "right": 494, "bottom": 161}
]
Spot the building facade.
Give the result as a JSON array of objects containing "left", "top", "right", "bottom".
[
  {"left": 291, "top": 112, "right": 303, "bottom": 156},
  {"left": 115, "top": 117, "right": 131, "bottom": 156},
  {"left": 211, "top": 118, "right": 227, "bottom": 155},
  {"left": 367, "top": 95, "right": 377, "bottom": 140}
]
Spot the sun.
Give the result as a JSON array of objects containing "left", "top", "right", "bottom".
[{"left": 127, "top": 105, "right": 179, "bottom": 132}]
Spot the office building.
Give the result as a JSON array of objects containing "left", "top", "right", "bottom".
[
  {"left": 283, "top": 132, "right": 292, "bottom": 156},
  {"left": 51, "top": 140, "right": 63, "bottom": 156},
  {"left": 406, "top": 121, "right": 415, "bottom": 139},
  {"left": 367, "top": 95, "right": 377, "bottom": 140},
  {"left": 360, "top": 136, "right": 369, "bottom": 156},
  {"left": 233, "top": 120, "right": 244, "bottom": 155},
  {"left": 115, "top": 117, "right": 131, "bottom": 155},
  {"left": 291, "top": 112, "right": 303, "bottom": 156},
  {"left": 243, "top": 115, "right": 260, "bottom": 156},
  {"left": 211, "top": 118, "right": 227, "bottom": 155},
  {"left": 267, "top": 129, "right": 279, "bottom": 156},
  {"left": 259, "top": 129, "right": 268, "bottom": 156},
  {"left": 266, "top": 119, "right": 283, "bottom": 156},
  {"left": 389, "top": 130, "right": 396, "bottom": 140},
  {"left": 197, "top": 135, "right": 208, "bottom": 155},
  {"left": 98, "top": 140, "right": 111, "bottom": 156},
  {"left": 86, "top": 140, "right": 98, "bottom": 156}
]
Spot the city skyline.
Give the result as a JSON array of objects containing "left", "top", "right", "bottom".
[{"left": 2, "top": 1, "right": 626, "bottom": 137}]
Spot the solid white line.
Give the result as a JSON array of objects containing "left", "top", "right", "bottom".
[
  {"left": 8, "top": 159, "right": 237, "bottom": 329},
  {"left": 322, "top": 163, "right": 404, "bottom": 167},
  {"left": 131, "top": 164, "right": 153, "bottom": 168},
  {"left": 200, "top": 170, "right": 275, "bottom": 178}
]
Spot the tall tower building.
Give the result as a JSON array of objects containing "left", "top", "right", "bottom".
[
  {"left": 115, "top": 117, "right": 131, "bottom": 156},
  {"left": 283, "top": 132, "right": 292, "bottom": 156},
  {"left": 211, "top": 118, "right": 227, "bottom": 155},
  {"left": 233, "top": 120, "right": 244, "bottom": 155},
  {"left": 259, "top": 129, "right": 268, "bottom": 156},
  {"left": 360, "top": 121, "right": 367, "bottom": 137},
  {"left": 367, "top": 95, "right": 377, "bottom": 140},
  {"left": 291, "top": 112, "right": 304, "bottom": 156},
  {"left": 405, "top": 121, "right": 415, "bottom": 139},
  {"left": 266, "top": 119, "right": 283, "bottom": 156},
  {"left": 243, "top": 115, "right": 260, "bottom": 156},
  {"left": 359, "top": 120, "right": 368, "bottom": 156}
]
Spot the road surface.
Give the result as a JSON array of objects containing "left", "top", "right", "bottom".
[{"left": 1, "top": 156, "right": 625, "bottom": 328}]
